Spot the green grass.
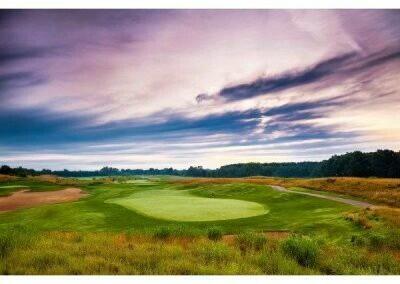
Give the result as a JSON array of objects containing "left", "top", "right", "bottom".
[
  {"left": 0, "top": 178, "right": 359, "bottom": 238},
  {"left": 1, "top": 175, "right": 399, "bottom": 274},
  {"left": 106, "top": 189, "right": 269, "bottom": 222}
]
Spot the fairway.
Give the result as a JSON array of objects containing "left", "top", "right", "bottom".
[
  {"left": 0, "top": 185, "right": 28, "bottom": 189},
  {"left": 106, "top": 189, "right": 269, "bottom": 221}
]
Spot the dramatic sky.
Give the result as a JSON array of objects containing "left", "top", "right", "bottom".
[{"left": 1, "top": 10, "right": 400, "bottom": 170}]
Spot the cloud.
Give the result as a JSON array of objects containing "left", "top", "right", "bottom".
[
  {"left": 217, "top": 52, "right": 357, "bottom": 101},
  {"left": 211, "top": 48, "right": 400, "bottom": 102},
  {"left": 0, "top": 10, "right": 399, "bottom": 169},
  {"left": 0, "top": 46, "right": 61, "bottom": 64},
  {"left": 0, "top": 71, "right": 46, "bottom": 103}
]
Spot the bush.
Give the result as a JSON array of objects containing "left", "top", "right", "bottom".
[
  {"left": 281, "top": 236, "right": 319, "bottom": 267},
  {"left": 236, "top": 232, "right": 267, "bottom": 252},
  {"left": 153, "top": 227, "right": 171, "bottom": 239},
  {"left": 207, "top": 227, "right": 223, "bottom": 241}
]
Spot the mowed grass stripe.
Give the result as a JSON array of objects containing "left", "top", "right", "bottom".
[{"left": 106, "top": 189, "right": 269, "bottom": 222}]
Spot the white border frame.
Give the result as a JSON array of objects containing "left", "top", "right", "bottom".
[{"left": 0, "top": 1, "right": 399, "bottom": 283}]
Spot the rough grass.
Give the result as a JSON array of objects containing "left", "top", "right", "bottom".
[
  {"left": 236, "top": 232, "right": 267, "bottom": 252},
  {"left": 2, "top": 230, "right": 400, "bottom": 275},
  {"left": 282, "top": 236, "right": 319, "bottom": 267},
  {"left": 207, "top": 227, "right": 223, "bottom": 241}
]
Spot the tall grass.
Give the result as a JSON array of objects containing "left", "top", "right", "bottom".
[
  {"left": 236, "top": 232, "right": 267, "bottom": 252},
  {"left": 2, "top": 230, "right": 400, "bottom": 275},
  {"left": 281, "top": 236, "right": 319, "bottom": 267},
  {"left": 0, "top": 225, "right": 35, "bottom": 259},
  {"left": 207, "top": 227, "right": 223, "bottom": 241}
]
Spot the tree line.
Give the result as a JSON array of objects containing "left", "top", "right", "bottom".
[{"left": 1, "top": 149, "right": 399, "bottom": 178}]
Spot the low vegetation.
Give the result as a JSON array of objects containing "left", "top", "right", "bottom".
[
  {"left": 1, "top": 175, "right": 400, "bottom": 275},
  {"left": 1, "top": 228, "right": 400, "bottom": 275}
]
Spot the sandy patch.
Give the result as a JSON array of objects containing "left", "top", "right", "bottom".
[{"left": 0, "top": 188, "right": 87, "bottom": 212}]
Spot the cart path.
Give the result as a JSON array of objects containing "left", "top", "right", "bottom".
[{"left": 268, "top": 185, "right": 372, "bottom": 208}]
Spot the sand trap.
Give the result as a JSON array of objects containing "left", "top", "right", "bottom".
[{"left": 0, "top": 188, "right": 87, "bottom": 212}]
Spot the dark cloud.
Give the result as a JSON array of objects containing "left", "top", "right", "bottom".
[
  {"left": 0, "top": 46, "right": 62, "bottom": 64},
  {"left": 217, "top": 52, "right": 357, "bottom": 101},
  {"left": 212, "top": 48, "right": 400, "bottom": 102},
  {"left": 0, "top": 107, "right": 261, "bottom": 147},
  {"left": 0, "top": 71, "right": 45, "bottom": 93},
  {"left": 0, "top": 99, "right": 354, "bottom": 157}
]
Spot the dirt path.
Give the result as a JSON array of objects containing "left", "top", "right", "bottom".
[
  {"left": 0, "top": 188, "right": 87, "bottom": 212},
  {"left": 268, "top": 185, "right": 372, "bottom": 208}
]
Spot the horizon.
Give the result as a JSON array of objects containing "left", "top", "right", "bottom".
[
  {"left": 1, "top": 10, "right": 400, "bottom": 170},
  {"left": 2, "top": 149, "right": 398, "bottom": 172}
]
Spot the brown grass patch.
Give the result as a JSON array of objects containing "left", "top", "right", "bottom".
[
  {"left": 0, "top": 174, "right": 18, "bottom": 182},
  {"left": 371, "top": 206, "right": 400, "bottom": 227},
  {"left": 0, "top": 188, "right": 87, "bottom": 212}
]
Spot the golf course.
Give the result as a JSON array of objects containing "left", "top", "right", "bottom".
[{"left": 1, "top": 174, "right": 400, "bottom": 274}]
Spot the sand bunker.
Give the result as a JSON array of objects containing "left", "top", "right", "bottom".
[{"left": 0, "top": 188, "right": 87, "bottom": 212}]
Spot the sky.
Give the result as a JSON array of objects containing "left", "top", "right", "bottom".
[{"left": 1, "top": 10, "right": 400, "bottom": 170}]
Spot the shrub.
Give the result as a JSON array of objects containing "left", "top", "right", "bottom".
[
  {"left": 207, "top": 227, "right": 223, "bottom": 241},
  {"left": 281, "top": 236, "right": 319, "bottom": 267},
  {"left": 236, "top": 232, "right": 267, "bottom": 252},
  {"left": 153, "top": 227, "right": 171, "bottom": 239}
]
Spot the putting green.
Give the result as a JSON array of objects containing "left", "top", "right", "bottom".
[{"left": 106, "top": 190, "right": 269, "bottom": 222}]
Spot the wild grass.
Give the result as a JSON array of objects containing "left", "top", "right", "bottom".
[
  {"left": 344, "top": 210, "right": 378, "bottom": 229},
  {"left": 2, "top": 230, "right": 400, "bottom": 275},
  {"left": 281, "top": 236, "right": 319, "bottom": 267},
  {"left": 236, "top": 232, "right": 267, "bottom": 252},
  {"left": 153, "top": 227, "right": 172, "bottom": 239},
  {"left": 207, "top": 227, "right": 223, "bottom": 241}
]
